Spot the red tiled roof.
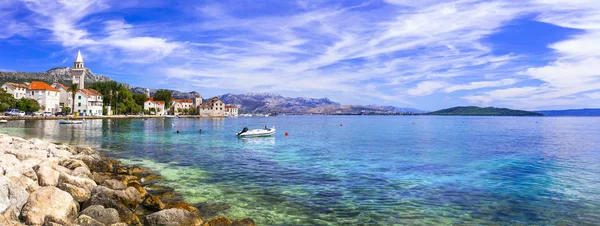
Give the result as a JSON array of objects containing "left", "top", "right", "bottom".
[
  {"left": 174, "top": 99, "right": 193, "bottom": 103},
  {"left": 146, "top": 98, "right": 165, "bottom": 104},
  {"left": 29, "top": 81, "right": 58, "bottom": 91},
  {"left": 78, "top": 89, "right": 103, "bottom": 97},
  {"left": 54, "top": 83, "right": 69, "bottom": 90},
  {"left": 225, "top": 105, "right": 237, "bottom": 109}
]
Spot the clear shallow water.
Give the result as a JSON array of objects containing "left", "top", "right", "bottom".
[{"left": 1, "top": 116, "right": 599, "bottom": 225}]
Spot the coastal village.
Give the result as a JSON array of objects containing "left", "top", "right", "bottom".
[{"left": 1, "top": 50, "right": 239, "bottom": 117}]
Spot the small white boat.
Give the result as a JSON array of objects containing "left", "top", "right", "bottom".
[
  {"left": 165, "top": 115, "right": 175, "bottom": 118},
  {"left": 236, "top": 126, "right": 276, "bottom": 137},
  {"left": 0, "top": 120, "right": 7, "bottom": 123},
  {"left": 59, "top": 120, "right": 83, "bottom": 124}
]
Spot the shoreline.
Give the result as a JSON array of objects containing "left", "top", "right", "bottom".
[{"left": 0, "top": 132, "right": 255, "bottom": 226}]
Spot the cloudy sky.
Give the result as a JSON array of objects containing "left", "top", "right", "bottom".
[{"left": 1, "top": 0, "right": 599, "bottom": 110}]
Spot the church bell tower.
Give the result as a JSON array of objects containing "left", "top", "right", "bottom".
[{"left": 71, "top": 49, "right": 86, "bottom": 89}]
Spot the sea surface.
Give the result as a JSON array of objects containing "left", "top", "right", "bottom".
[{"left": 1, "top": 116, "right": 599, "bottom": 225}]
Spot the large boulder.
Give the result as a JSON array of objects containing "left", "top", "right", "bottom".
[
  {"left": 58, "top": 159, "right": 87, "bottom": 170},
  {"left": 144, "top": 208, "right": 203, "bottom": 226},
  {"left": 72, "top": 166, "right": 92, "bottom": 179},
  {"left": 101, "top": 179, "right": 127, "bottom": 190},
  {"left": 80, "top": 205, "right": 120, "bottom": 225},
  {"left": 21, "top": 186, "right": 78, "bottom": 225},
  {"left": 0, "top": 176, "right": 28, "bottom": 219},
  {"left": 74, "top": 154, "right": 113, "bottom": 173},
  {"left": 58, "top": 182, "right": 91, "bottom": 203},
  {"left": 85, "top": 186, "right": 142, "bottom": 225},
  {"left": 34, "top": 165, "right": 60, "bottom": 186},
  {"left": 58, "top": 173, "right": 97, "bottom": 192}
]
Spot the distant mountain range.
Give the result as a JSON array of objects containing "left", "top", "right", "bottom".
[
  {"left": 219, "top": 93, "right": 425, "bottom": 114},
  {"left": 0, "top": 68, "right": 424, "bottom": 115},
  {"left": 535, "top": 109, "right": 600, "bottom": 116},
  {"left": 428, "top": 106, "right": 543, "bottom": 116}
]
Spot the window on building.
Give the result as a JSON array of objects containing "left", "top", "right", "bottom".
[
  {"left": 78, "top": 96, "right": 81, "bottom": 100},
  {"left": 78, "top": 103, "right": 81, "bottom": 107}
]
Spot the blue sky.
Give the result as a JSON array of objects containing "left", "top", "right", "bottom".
[{"left": 1, "top": 0, "right": 600, "bottom": 111}]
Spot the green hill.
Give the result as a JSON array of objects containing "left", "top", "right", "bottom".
[{"left": 428, "top": 106, "right": 543, "bottom": 116}]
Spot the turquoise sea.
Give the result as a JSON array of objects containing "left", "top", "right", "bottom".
[{"left": 1, "top": 116, "right": 599, "bottom": 225}]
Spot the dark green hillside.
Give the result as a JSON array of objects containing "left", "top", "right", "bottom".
[{"left": 428, "top": 106, "right": 543, "bottom": 116}]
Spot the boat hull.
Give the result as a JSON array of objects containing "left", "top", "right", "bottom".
[
  {"left": 59, "top": 120, "right": 83, "bottom": 124},
  {"left": 237, "top": 129, "right": 276, "bottom": 137}
]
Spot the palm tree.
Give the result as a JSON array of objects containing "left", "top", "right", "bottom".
[{"left": 68, "top": 84, "right": 79, "bottom": 115}]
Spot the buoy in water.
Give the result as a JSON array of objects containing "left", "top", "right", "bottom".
[{"left": 285, "top": 132, "right": 289, "bottom": 136}]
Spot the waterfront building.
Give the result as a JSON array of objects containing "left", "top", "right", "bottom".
[
  {"left": 144, "top": 98, "right": 166, "bottom": 115},
  {"left": 73, "top": 89, "right": 103, "bottom": 116},
  {"left": 51, "top": 83, "right": 72, "bottom": 111},
  {"left": 198, "top": 96, "right": 226, "bottom": 117},
  {"left": 171, "top": 98, "right": 194, "bottom": 114},
  {"left": 28, "top": 81, "right": 60, "bottom": 113},
  {"left": 225, "top": 105, "right": 239, "bottom": 117},
  {"left": 1, "top": 82, "right": 28, "bottom": 99}
]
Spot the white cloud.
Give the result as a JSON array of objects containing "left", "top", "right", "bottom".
[
  {"left": 407, "top": 81, "right": 449, "bottom": 96},
  {"left": 585, "top": 92, "right": 600, "bottom": 99},
  {"left": 444, "top": 78, "right": 517, "bottom": 92}
]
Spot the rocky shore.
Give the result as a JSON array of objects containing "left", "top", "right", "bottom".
[{"left": 0, "top": 133, "right": 255, "bottom": 226}]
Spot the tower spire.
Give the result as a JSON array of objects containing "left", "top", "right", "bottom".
[{"left": 75, "top": 49, "right": 83, "bottom": 62}]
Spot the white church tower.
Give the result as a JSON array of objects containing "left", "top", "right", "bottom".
[{"left": 71, "top": 49, "right": 86, "bottom": 89}]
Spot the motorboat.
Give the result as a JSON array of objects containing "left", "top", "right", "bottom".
[
  {"left": 59, "top": 119, "right": 83, "bottom": 124},
  {"left": 236, "top": 126, "right": 275, "bottom": 137},
  {"left": 0, "top": 120, "right": 7, "bottom": 123}
]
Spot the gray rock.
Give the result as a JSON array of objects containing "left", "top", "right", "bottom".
[
  {"left": 109, "top": 223, "right": 128, "bottom": 226},
  {"left": 34, "top": 165, "right": 60, "bottom": 186},
  {"left": 101, "top": 179, "right": 127, "bottom": 190},
  {"left": 75, "top": 215, "right": 104, "bottom": 226},
  {"left": 85, "top": 186, "right": 141, "bottom": 225},
  {"left": 58, "top": 159, "right": 88, "bottom": 170},
  {"left": 80, "top": 205, "right": 120, "bottom": 225},
  {"left": 144, "top": 208, "right": 203, "bottom": 226},
  {"left": 21, "top": 186, "right": 78, "bottom": 225}
]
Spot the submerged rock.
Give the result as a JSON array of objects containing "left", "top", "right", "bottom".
[
  {"left": 232, "top": 218, "right": 256, "bottom": 226},
  {"left": 80, "top": 205, "right": 120, "bottom": 225},
  {"left": 144, "top": 208, "right": 203, "bottom": 226},
  {"left": 21, "top": 186, "right": 78, "bottom": 225},
  {"left": 170, "top": 201, "right": 199, "bottom": 214},
  {"left": 85, "top": 186, "right": 142, "bottom": 225},
  {"left": 204, "top": 216, "right": 233, "bottom": 226}
]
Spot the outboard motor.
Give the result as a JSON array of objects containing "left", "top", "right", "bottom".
[{"left": 237, "top": 127, "right": 249, "bottom": 136}]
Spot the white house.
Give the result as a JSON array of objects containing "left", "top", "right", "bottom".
[
  {"left": 144, "top": 98, "right": 165, "bottom": 115},
  {"left": 51, "top": 83, "right": 72, "bottom": 112},
  {"left": 28, "top": 81, "right": 60, "bottom": 113},
  {"left": 225, "top": 105, "right": 239, "bottom": 117},
  {"left": 171, "top": 98, "right": 194, "bottom": 114},
  {"left": 199, "top": 97, "right": 226, "bottom": 117},
  {"left": 74, "top": 89, "right": 103, "bottom": 116},
  {"left": 1, "top": 82, "right": 28, "bottom": 99}
]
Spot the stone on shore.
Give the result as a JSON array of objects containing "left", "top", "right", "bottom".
[
  {"left": 101, "top": 179, "right": 127, "bottom": 190},
  {"left": 170, "top": 201, "right": 199, "bottom": 214},
  {"left": 58, "top": 172, "right": 97, "bottom": 192},
  {"left": 0, "top": 175, "right": 29, "bottom": 219},
  {"left": 144, "top": 208, "right": 203, "bottom": 226},
  {"left": 86, "top": 186, "right": 142, "bottom": 225},
  {"left": 58, "top": 182, "right": 91, "bottom": 203},
  {"left": 127, "top": 182, "right": 147, "bottom": 199},
  {"left": 21, "top": 186, "right": 78, "bottom": 225},
  {"left": 142, "top": 195, "right": 166, "bottom": 211},
  {"left": 73, "top": 166, "right": 93, "bottom": 179},
  {"left": 34, "top": 165, "right": 60, "bottom": 186},
  {"left": 80, "top": 205, "right": 120, "bottom": 225},
  {"left": 75, "top": 214, "right": 105, "bottom": 226},
  {"left": 58, "top": 159, "right": 87, "bottom": 170}
]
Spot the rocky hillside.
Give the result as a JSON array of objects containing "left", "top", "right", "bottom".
[
  {"left": 220, "top": 93, "right": 424, "bottom": 114},
  {"left": 0, "top": 67, "right": 112, "bottom": 85}
]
